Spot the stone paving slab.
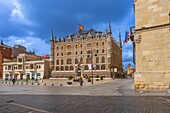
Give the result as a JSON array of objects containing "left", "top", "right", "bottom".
[
  {"left": 0, "top": 95, "right": 170, "bottom": 113},
  {"left": 0, "top": 78, "right": 114, "bottom": 87},
  {"left": 0, "top": 79, "right": 169, "bottom": 96}
]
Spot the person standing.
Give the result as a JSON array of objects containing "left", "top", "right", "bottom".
[{"left": 12, "top": 78, "right": 16, "bottom": 84}]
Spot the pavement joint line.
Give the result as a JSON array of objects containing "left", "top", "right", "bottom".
[
  {"left": 112, "top": 80, "right": 133, "bottom": 92},
  {"left": 159, "top": 97, "right": 170, "bottom": 103},
  {"left": 9, "top": 102, "right": 51, "bottom": 113}
]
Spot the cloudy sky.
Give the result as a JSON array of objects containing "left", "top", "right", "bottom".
[{"left": 0, "top": 0, "right": 135, "bottom": 68}]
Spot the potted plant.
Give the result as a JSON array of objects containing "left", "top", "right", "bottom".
[
  {"left": 87, "top": 76, "right": 91, "bottom": 82},
  {"left": 96, "top": 75, "right": 99, "bottom": 81},
  {"left": 67, "top": 75, "right": 73, "bottom": 85},
  {"left": 100, "top": 76, "right": 103, "bottom": 80}
]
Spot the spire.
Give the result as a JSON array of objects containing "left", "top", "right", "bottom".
[
  {"left": 33, "top": 49, "right": 35, "bottom": 54},
  {"left": 107, "top": 19, "right": 112, "bottom": 35},
  {"left": 51, "top": 29, "right": 54, "bottom": 40},
  {"left": 1, "top": 40, "right": 3, "bottom": 45},
  {"left": 87, "top": 31, "right": 92, "bottom": 38},
  {"left": 119, "top": 31, "right": 122, "bottom": 48}
]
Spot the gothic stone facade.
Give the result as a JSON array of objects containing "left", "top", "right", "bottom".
[
  {"left": 50, "top": 28, "right": 122, "bottom": 78},
  {"left": 134, "top": 0, "right": 170, "bottom": 90}
]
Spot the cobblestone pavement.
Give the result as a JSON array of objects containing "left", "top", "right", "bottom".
[
  {"left": 0, "top": 95, "right": 170, "bottom": 113},
  {"left": 0, "top": 79, "right": 170, "bottom": 113},
  {"left": 0, "top": 79, "right": 168, "bottom": 96}
]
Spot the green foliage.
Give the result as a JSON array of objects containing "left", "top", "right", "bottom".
[
  {"left": 68, "top": 75, "right": 73, "bottom": 81},
  {"left": 95, "top": 75, "right": 99, "bottom": 78}
]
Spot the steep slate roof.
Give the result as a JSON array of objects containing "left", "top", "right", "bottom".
[{"left": 66, "top": 29, "right": 103, "bottom": 41}]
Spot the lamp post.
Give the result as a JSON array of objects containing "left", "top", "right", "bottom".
[{"left": 88, "top": 49, "right": 97, "bottom": 84}]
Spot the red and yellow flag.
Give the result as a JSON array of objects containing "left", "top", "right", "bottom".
[{"left": 79, "top": 24, "right": 84, "bottom": 30}]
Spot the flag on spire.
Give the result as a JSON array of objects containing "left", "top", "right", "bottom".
[{"left": 79, "top": 24, "right": 84, "bottom": 30}]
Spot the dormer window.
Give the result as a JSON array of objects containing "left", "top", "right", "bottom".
[
  {"left": 67, "top": 35, "right": 72, "bottom": 42},
  {"left": 18, "top": 58, "right": 22, "bottom": 62}
]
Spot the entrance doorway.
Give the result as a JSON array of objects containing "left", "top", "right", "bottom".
[
  {"left": 77, "top": 68, "right": 81, "bottom": 76},
  {"left": 37, "top": 73, "right": 41, "bottom": 80}
]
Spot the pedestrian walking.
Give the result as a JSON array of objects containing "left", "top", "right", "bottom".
[{"left": 12, "top": 78, "right": 16, "bottom": 84}]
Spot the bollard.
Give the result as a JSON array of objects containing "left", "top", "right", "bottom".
[
  {"left": 17, "top": 82, "right": 19, "bottom": 84},
  {"left": 44, "top": 83, "right": 46, "bottom": 86},
  {"left": 21, "top": 82, "right": 23, "bottom": 84},
  {"left": 32, "top": 83, "right": 34, "bottom": 85},
  {"left": 51, "top": 84, "right": 54, "bottom": 86},
  {"left": 9, "top": 82, "right": 11, "bottom": 84},
  {"left": 37, "top": 83, "right": 40, "bottom": 85}
]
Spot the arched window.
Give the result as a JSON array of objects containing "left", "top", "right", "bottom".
[
  {"left": 67, "top": 58, "right": 72, "bottom": 64},
  {"left": 96, "top": 42, "right": 99, "bottom": 47},
  {"left": 96, "top": 65, "right": 100, "bottom": 70},
  {"left": 56, "top": 59, "right": 59, "bottom": 65},
  {"left": 67, "top": 52, "right": 72, "bottom": 55},
  {"left": 102, "top": 56, "right": 105, "bottom": 63},
  {"left": 70, "top": 66, "right": 74, "bottom": 70},
  {"left": 75, "top": 58, "right": 78, "bottom": 64},
  {"left": 85, "top": 65, "right": 88, "bottom": 70},
  {"left": 87, "top": 43, "right": 92, "bottom": 47},
  {"left": 80, "top": 58, "right": 83, "bottom": 64},
  {"left": 108, "top": 58, "right": 111, "bottom": 63},
  {"left": 80, "top": 44, "right": 82, "bottom": 48},
  {"left": 56, "top": 66, "right": 59, "bottom": 71},
  {"left": 57, "top": 47, "right": 59, "bottom": 50},
  {"left": 101, "top": 65, "right": 105, "bottom": 70},
  {"left": 61, "top": 53, "right": 63, "bottom": 56},
  {"left": 97, "top": 49, "right": 99, "bottom": 53},
  {"left": 75, "top": 45, "right": 77, "bottom": 48},
  {"left": 87, "top": 50, "right": 91, "bottom": 54},
  {"left": 61, "top": 46, "right": 63, "bottom": 49},
  {"left": 39, "top": 65, "right": 41, "bottom": 69},
  {"left": 81, "top": 51, "right": 83, "bottom": 54},
  {"left": 102, "top": 49, "right": 104, "bottom": 53},
  {"left": 67, "top": 45, "right": 71, "bottom": 49},
  {"left": 61, "top": 59, "right": 64, "bottom": 65},
  {"left": 102, "top": 42, "right": 104, "bottom": 46},
  {"left": 86, "top": 57, "right": 92, "bottom": 64},
  {"left": 96, "top": 57, "right": 99, "bottom": 63},
  {"left": 57, "top": 53, "right": 59, "bottom": 56},
  {"left": 65, "top": 66, "right": 69, "bottom": 70},
  {"left": 75, "top": 51, "right": 77, "bottom": 55},
  {"left": 60, "top": 66, "right": 64, "bottom": 71}
]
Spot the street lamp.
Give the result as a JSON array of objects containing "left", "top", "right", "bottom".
[{"left": 87, "top": 49, "right": 97, "bottom": 84}]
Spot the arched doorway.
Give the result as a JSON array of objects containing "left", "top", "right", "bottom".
[
  {"left": 36, "top": 73, "right": 41, "bottom": 80},
  {"left": 77, "top": 68, "right": 81, "bottom": 76},
  {"left": 5, "top": 73, "right": 10, "bottom": 80},
  {"left": 26, "top": 73, "right": 30, "bottom": 80}
]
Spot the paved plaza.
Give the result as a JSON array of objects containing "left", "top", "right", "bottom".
[{"left": 0, "top": 79, "right": 170, "bottom": 113}]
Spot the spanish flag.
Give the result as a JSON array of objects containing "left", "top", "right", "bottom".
[{"left": 79, "top": 24, "right": 84, "bottom": 30}]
